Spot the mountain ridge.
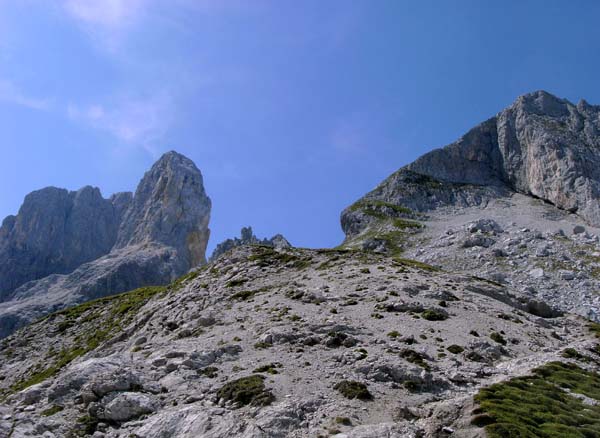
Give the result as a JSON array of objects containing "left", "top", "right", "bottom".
[{"left": 1, "top": 91, "right": 600, "bottom": 437}]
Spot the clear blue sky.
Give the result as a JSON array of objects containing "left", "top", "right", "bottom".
[{"left": 1, "top": 1, "right": 599, "bottom": 254}]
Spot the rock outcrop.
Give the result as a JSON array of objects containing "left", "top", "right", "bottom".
[
  {"left": 210, "top": 226, "right": 290, "bottom": 261},
  {"left": 115, "top": 152, "right": 211, "bottom": 267},
  {"left": 0, "top": 151, "right": 211, "bottom": 338}
]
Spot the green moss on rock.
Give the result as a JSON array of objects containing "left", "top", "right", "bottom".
[
  {"left": 490, "top": 332, "right": 507, "bottom": 345},
  {"left": 421, "top": 308, "right": 448, "bottom": 321},
  {"left": 216, "top": 375, "right": 275, "bottom": 407},
  {"left": 447, "top": 345, "right": 465, "bottom": 354},
  {"left": 334, "top": 380, "right": 372, "bottom": 400}
]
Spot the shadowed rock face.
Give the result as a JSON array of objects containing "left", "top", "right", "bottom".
[
  {"left": 0, "top": 151, "right": 211, "bottom": 338},
  {"left": 0, "top": 186, "right": 129, "bottom": 301}
]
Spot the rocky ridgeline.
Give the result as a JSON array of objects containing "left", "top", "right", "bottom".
[
  {"left": 0, "top": 151, "right": 211, "bottom": 338},
  {"left": 210, "top": 226, "right": 291, "bottom": 262},
  {"left": 0, "top": 245, "right": 597, "bottom": 437}
]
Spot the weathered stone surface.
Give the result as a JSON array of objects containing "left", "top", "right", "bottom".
[
  {"left": 91, "top": 392, "right": 159, "bottom": 422},
  {"left": 342, "top": 91, "right": 600, "bottom": 241},
  {"left": 2, "top": 245, "right": 596, "bottom": 438}
]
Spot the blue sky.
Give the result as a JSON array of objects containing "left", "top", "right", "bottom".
[{"left": 1, "top": 1, "right": 599, "bottom": 254}]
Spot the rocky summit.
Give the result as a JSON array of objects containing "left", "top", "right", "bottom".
[
  {"left": 1, "top": 92, "right": 600, "bottom": 438},
  {"left": 0, "top": 151, "right": 211, "bottom": 338}
]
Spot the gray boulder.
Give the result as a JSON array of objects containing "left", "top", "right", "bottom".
[
  {"left": 91, "top": 392, "right": 158, "bottom": 422},
  {"left": 466, "top": 218, "right": 503, "bottom": 234}
]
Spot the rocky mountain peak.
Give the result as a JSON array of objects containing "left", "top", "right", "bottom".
[
  {"left": 400, "top": 91, "right": 600, "bottom": 225},
  {"left": 0, "top": 151, "right": 212, "bottom": 337},
  {"left": 512, "top": 89, "right": 571, "bottom": 116},
  {"left": 341, "top": 90, "right": 600, "bottom": 323},
  {"left": 115, "top": 151, "right": 211, "bottom": 266}
]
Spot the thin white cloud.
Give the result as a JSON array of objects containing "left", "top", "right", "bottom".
[
  {"left": 61, "top": 0, "right": 148, "bottom": 52},
  {"left": 0, "top": 78, "right": 51, "bottom": 111},
  {"left": 330, "top": 120, "right": 366, "bottom": 154},
  {"left": 62, "top": 0, "right": 146, "bottom": 28},
  {"left": 67, "top": 93, "right": 173, "bottom": 155}
]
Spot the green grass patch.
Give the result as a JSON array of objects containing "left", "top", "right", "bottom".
[
  {"left": 253, "top": 362, "right": 282, "bottom": 375},
  {"left": 253, "top": 341, "right": 272, "bottom": 350},
  {"left": 392, "top": 218, "right": 423, "bottom": 229},
  {"left": 41, "top": 405, "right": 64, "bottom": 416},
  {"left": 421, "top": 308, "right": 448, "bottom": 321},
  {"left": 393, "top": 257, "right": 439, "bottom": 272},
  {"left": 473, "top": 361, "right": 600, "bottom": 437},
  {"left": 348, "top": 199, "right": 414, "bottom": 215},
  {"left": 490, "top": 332, "right": 507, "bottom": 345},
  {"left": 334, "top": 380, "right": 372, "bottom": 400},
  {"left": 198, "top": 366, "right": 219, "bottom": 378},
  {"left": 10, "top": 286, "right": 166, "bottom": 394},
  {"left": 562, "top": 348, "right": 586, "bottom": 360},
  {"left": 447, "top": 345, "right": 464, "bottom": 354},
  {"left": 230, "top": 290, "right": 258, "bottom": 301},
  {"left": 226, "top": 278, "right": 248, "bottom": 288},
  {"left": 247, "top": 247, "right": 312, "bottom": 269},
  {"left": 400, "top": 349, "right": 430, "bottom": 370}
]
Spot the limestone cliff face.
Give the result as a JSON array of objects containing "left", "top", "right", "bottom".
[
  {"left": 0, "top": 186, "right": 128, "bottom": 301},
  {"left": 115, "top": 151, "right": 211, "bottom": 266},
  {"left": 342, "top": 91, "right": 600, "bottom": 243},
  {"left": 407, "top": 91, "right": 600, "bottom": 223},
  {"left": 0, "top": 151, "right": 211, "bottom": 338}
]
